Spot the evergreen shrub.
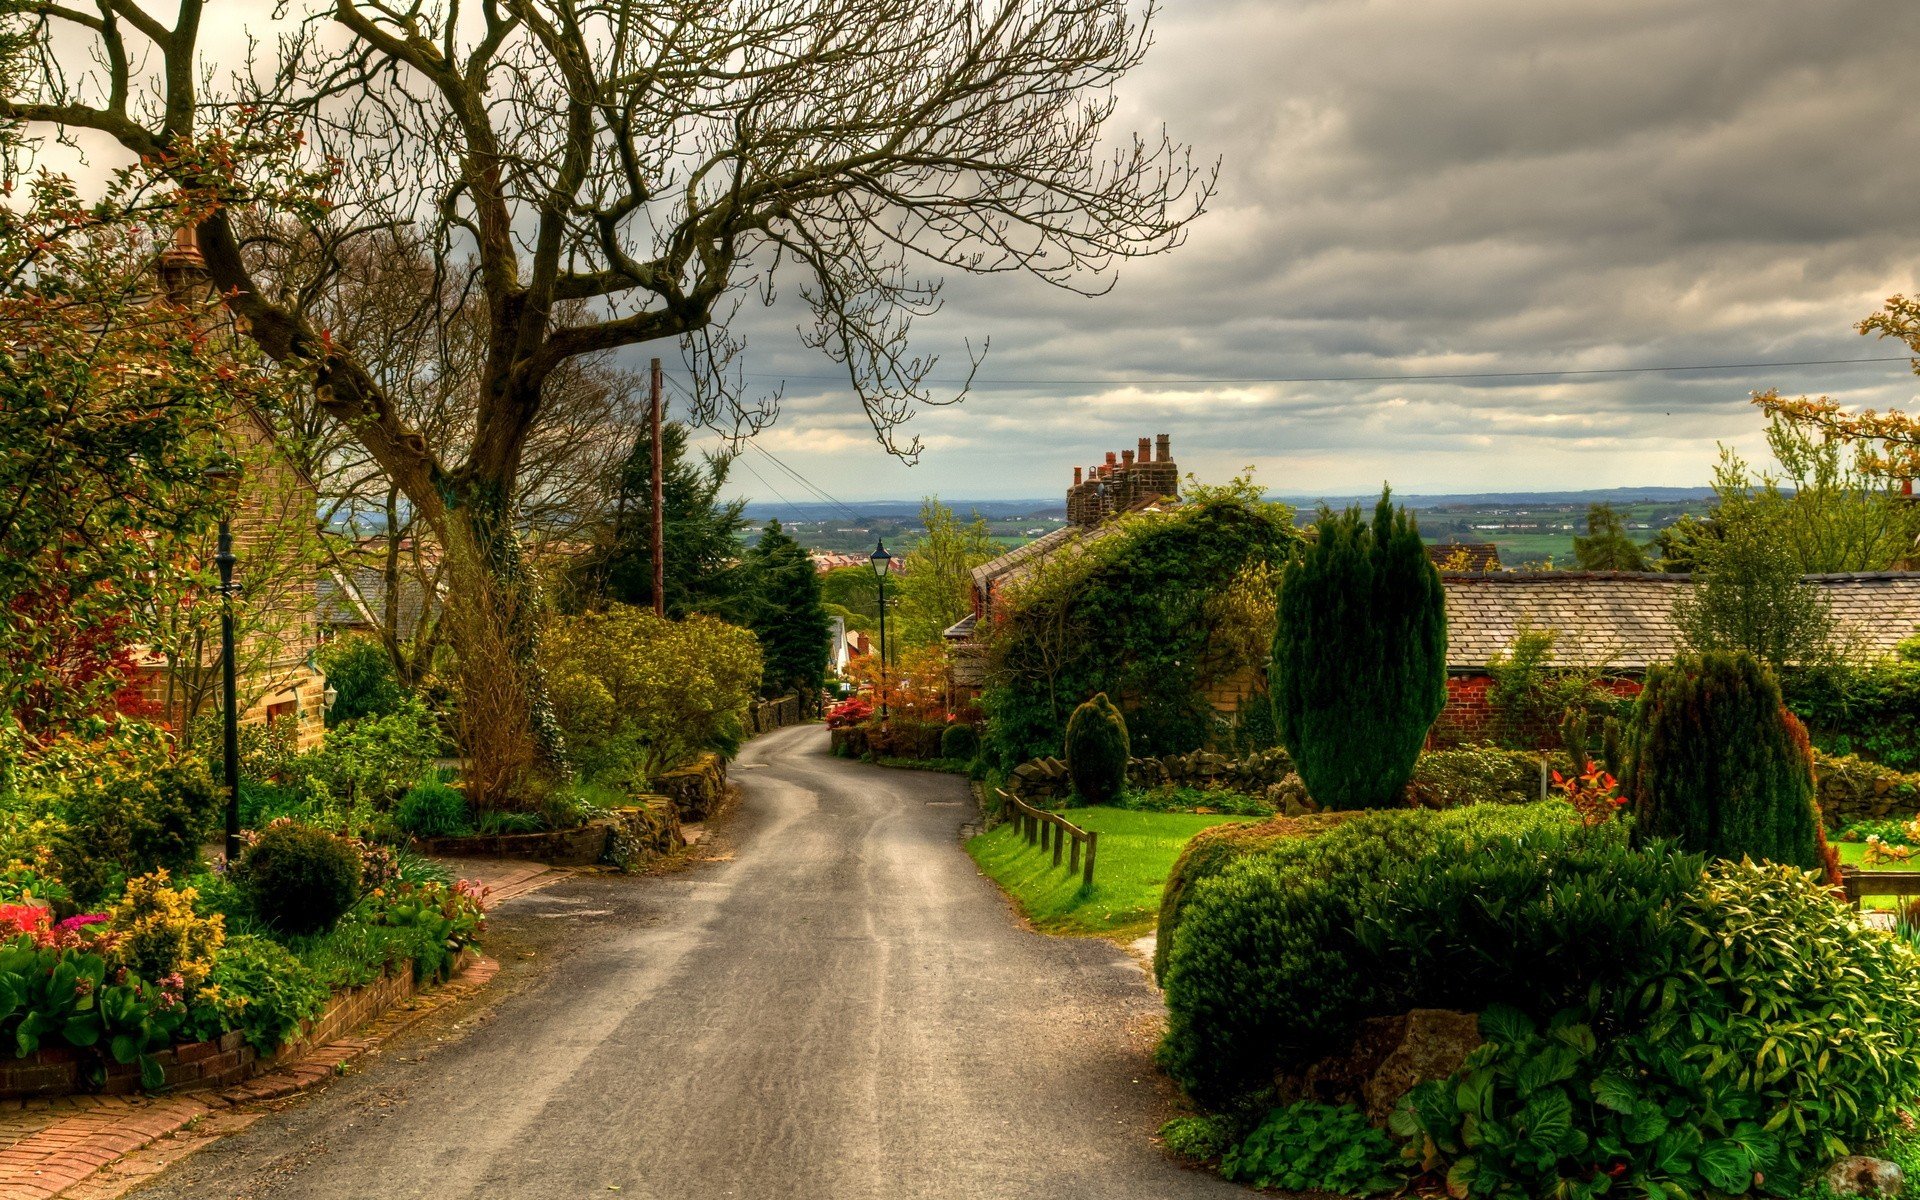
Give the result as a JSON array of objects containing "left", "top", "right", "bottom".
[
  {"left": 1271, "top": 490, "right": 1447, "bottom": 809},
  {"left": 939, "top": 723, "right": 980, "bottom": 761},
  {"left": 236, "top": 823, "right": 363, "bottom": 936},
  {"left": 1064, "top": 693, "right": 1129, "bottom": 804},
  {"left": 1622, "top": 650, "right": 1821, "bottom": 869}
]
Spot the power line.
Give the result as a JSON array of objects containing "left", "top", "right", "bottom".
[
  {"left": 662, "top": 374, "right": 867, "bottom": 521},
  {"left": 740, "top": 353, "right": 1915, "bottom": 388},
  {"left": 746, "top": 441, "right": 864, "bottom": 522}
]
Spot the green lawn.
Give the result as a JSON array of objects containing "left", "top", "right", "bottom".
[
  {"left": 966, "top": 806, "right": 1259, "bottom": 941},
  {"left": 1833, "top": 841, "right": 1920, "bottom": 911}
]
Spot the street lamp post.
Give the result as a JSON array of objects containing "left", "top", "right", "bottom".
[
  {"left": 215, "top": 518, "right": 241, "bottom": 863},
  {"left": 206, "top": 466, "right": 243, "bottom": 864},
  {"left": 868, "top": 540, "right": 893, "bottom": 726}
]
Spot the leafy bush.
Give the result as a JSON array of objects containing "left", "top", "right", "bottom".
[
  {"left": 316, "top": 634, "right": 407, "bottom": 727},
  {"left": 543, "top": 605, "right": 762, "bottom": 786},
  {"left": 1785, "top": 654, "right": 1920, "bottom": 770},
  {"left": 395, "top": 778, "right": 472, "bottom": 838},
  {"left": 1272, "top": 490, "right": 1447, "bottom": 810},
  {"left": 107, "top": 870, "right": 225, "bottom": 993},
  {"left": 235, "top": 823, "right": 363, "bottom": 936},
  {"left": 1159, "top": 1114, "right": 1231, "bottom": 1161},
  {"left": 939, "top": 723, "right": 979, "bottom": 761},
  {"left": 1622, "top": 651, "right": 1821, "bottom": 869},
  {"left": 1064, "top": 693, "right": 1129, "bottom": 804},
  {"left": 363, "top": 878, "right": 487, "bottom": 981},
  {"left": 21, "top": 735, "right": 220, "bottom": 907},
  {"left": 1221, "top": 1101, "right": 1407, "bottom": 1195},
  {"left": 1158, "top": 803, "right": 1582, "bottom": 1104},
  {"left": 1153, "top": 810, "right": 1357, "bottom": 983},
  {"left": 287, "top": 700, "right": 442, "bottom": 828},
  {"left": 0, "top": 931, "right": 188, "bottom": 1087},
  {"left": 1117, "top": 785, "right": 1274, "bottom": 817},
  {"left": 1481, "top": 627, "right": 1630, "bottom": 751},
  {"left": 1399, "top": 863, "right": 1920, "bottom": 1198},
  {"left": 825, "top": 697, "right": 873, "bottom": 729},
  {"left": 190, "top": 934, "right": 328, "bottom": 1053}
]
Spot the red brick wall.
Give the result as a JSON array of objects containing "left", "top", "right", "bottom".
[{"left": 1430, "top": 673, "right": 1642, "bottom": 750}]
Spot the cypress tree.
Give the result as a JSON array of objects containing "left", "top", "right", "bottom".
[
  {"left": 1270, "top": 488, "right": 1447, "bottom": 810},
  {"left": 1065, "top": 692, "right": 1130, "bottom": 805},
  {"left": 1622, "top": 650, "right": 1820, "bottom": 869}
]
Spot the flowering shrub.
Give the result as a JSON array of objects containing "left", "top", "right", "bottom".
[
  {"left": 825, "top": 698, "right": 873, "bottom": 729},
  {"left": 364, "top": 879, "right": 488, "bottom": 982},
  {"left": 107, "top": 871, "right": 224, "bottom": 994},
  {"left": 14, "top": 732, "right": 219, "bottom": 907},
  {"left": 1552, "top": 760, "right": 1626, "bottom": 825}
]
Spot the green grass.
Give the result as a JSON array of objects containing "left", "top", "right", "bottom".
[{"left": 966, "top": 806, "right": 1259, "bottom": 941}]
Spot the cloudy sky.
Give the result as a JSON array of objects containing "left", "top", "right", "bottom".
[{"left": 677, "top": 0, "right": 1920, "bottom": 504}]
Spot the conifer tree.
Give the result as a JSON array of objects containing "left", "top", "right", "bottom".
[
  {"left": 741, "top": 521, "right": 832, "bottom": 705},
  {"left": 578, "top": 421, "right": 746, "bottom": 617},
  {"left": 1270, "top": 489, "right": 1447, "bottom": 809},
  {"left": 1622, "top": 650, "right": 1820, "bottom": 869}
]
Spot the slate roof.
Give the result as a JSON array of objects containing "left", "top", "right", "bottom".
[
  {"left": 316, "top": 564, "right": 436, "bottom": 639},
  {"left": 1443, "top": 571, "right": 1920, "bottom": 670}
]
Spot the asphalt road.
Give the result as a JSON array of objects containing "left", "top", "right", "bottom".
[{"left": 134, "top": 724, "right": 1241, "bottom": 1200}]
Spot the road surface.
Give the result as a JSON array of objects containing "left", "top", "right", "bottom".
[{"left": 134, "top": 724, "right": 1239, "bottom": 1199}]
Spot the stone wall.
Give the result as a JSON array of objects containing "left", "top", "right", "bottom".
[
  {"left": 655, "top": 752, "right": 729, "bottom": 821},
  {"left": 1816, "top": 752, "right": 1920, "bottom": 828},
  {"left": 1007, "top": 747, "right": 1295, "bottom": 804},
  {"left": 744, "top": 693, "right": 807, "bottom": 737}
]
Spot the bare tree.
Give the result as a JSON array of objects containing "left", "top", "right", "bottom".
[{"left": 4, "top": 0, "right": 1213, "bottom": 798}]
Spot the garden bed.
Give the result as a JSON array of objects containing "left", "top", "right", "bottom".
[{"left": 0, "top": 950, "right": 476, "bottom": 1100}]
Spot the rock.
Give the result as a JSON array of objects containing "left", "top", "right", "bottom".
[
  {"left": 1278, "top": 1009, "right": 1482, "bottom": 1124},
  {"left": 1823, "top": 1157, "right": 1905, "bottom": 1197}
]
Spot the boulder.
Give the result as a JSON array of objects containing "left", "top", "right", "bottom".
[
  {"left": 1279, "top": 1009, "right": 1482, "bottom": 1124},
  {"left": 1822, "top": 1157, "right": 1905, "bottom": 1198}
]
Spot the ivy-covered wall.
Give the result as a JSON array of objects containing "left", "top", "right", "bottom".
[{"left": 980, "top": 495, "right": 1301, "bottom": 766}]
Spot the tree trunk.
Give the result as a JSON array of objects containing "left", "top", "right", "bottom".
[{"left": 431, "top": 478, "right": 566, "bottom": 809}]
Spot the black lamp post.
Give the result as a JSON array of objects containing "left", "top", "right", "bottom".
[
  {"left": 868, "top": 539, "right": 893, "bottom": 725},
  {"left": 205, "top": 465, "right": 243, "bottom": 864}
]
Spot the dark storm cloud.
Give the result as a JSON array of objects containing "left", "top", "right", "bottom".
[{"left": 684, "top": 0, "right": 1920, "bottom": 500}]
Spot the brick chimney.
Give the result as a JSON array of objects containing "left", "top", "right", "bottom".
[{"left": 1138, "top": 436, "right": 1153, "bottom": 463}]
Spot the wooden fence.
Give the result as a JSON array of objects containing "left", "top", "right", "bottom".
[
  {"left": 997, "top": 790, "right": 1097, "bottom": 889},
  {"left": 1840, "top": 866, "right": 1920, "bottom": 910}
]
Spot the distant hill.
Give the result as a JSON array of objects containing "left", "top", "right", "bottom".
[
  {"left": 742, "top": 488, "right": 1713, "bottom": 521},
  {"left": 1274, "top": 486, "right": 1717, "bottom": 510}
]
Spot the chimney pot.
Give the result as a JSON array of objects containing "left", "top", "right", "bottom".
[
  {"left": 1104, "top": 451, "right": 1118, "bottom": 466},
  {"left": 1073, "top": 466, "right": 1083, "bottom": 486}
]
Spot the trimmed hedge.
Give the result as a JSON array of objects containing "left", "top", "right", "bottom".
[
  {"left": 1158, "top": 803, "right": 1590, "bottom": 1106},
  {"left": 1405, "top": 746, "right": 1565, "bottom": 809}
]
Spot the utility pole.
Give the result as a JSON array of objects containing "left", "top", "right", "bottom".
[{"left": 650, "top": 357, "right": 665, "bottom": 617}]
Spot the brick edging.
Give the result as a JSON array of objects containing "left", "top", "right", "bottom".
[{"left": 0, "top": 956, "right": 500, "bottom": 1200}]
